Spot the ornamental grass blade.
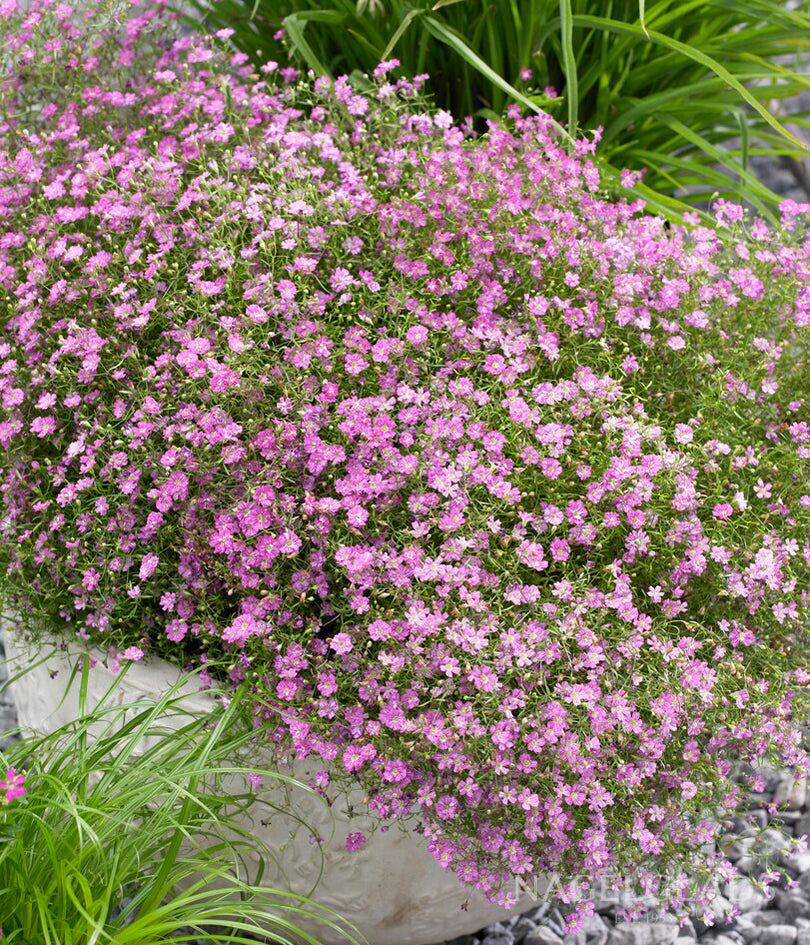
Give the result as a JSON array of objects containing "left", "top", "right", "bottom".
[
  {"left": 735, "top": 107, "right": 750, "bottom": 173},
  {"left": 381, "top": 8, "right": 425, "bottom": 62},
  {"left": 628, "top": 145, "right": 778, "bottom": 221},
  {"left": 559, "top": 0, "right": 578, "bottom": 134},
  {"left": 624, "top": 180, "right": 713, "bottom": 223},
  {"left": 421, "top": 13, "right": 575, "bottom": 143},
  {"left": 601, "top": 77, "right": 795, "bottom": 144},
  {"left": 283, "top": 10, "right": 347, "bottom": 76},
  {"left": 659, "top": 112, "right": 782, "bottom": 206},
  {"left": 638, "top": 0, "right": 650, "bottom": 38},
  {"left": 573, "top": 13, "right": 810, "bottom": 154}
]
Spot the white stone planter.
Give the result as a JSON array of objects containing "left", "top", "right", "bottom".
[{"left": 2, "top": 620, "right": 534, "bottom": 945}]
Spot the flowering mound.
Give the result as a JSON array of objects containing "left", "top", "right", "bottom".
[{"left": 1, "top": 0, "right": 810, "bottom": 925}]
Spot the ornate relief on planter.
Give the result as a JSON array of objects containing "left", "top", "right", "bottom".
[{"left": 2, "top": 621, "right": 537, "bottom": 945}]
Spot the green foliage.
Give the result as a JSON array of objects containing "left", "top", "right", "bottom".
[
  {"left": 0, "top": 655, "right": 362, "bottom": 945},
  {"left": 172, "top": 0, "right": 810, "bottom": 220}
]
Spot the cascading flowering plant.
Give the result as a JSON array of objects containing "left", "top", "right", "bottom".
[{"left": 0, "top": 0, "right": 809, "bottom": 928}]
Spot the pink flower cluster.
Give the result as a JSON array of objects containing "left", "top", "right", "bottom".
[
  {"left": 0, "top": 769, "right": 26, "bottom": 806},
  {"left": 0, "top": 0, "right": 809, "bottom": 924}
]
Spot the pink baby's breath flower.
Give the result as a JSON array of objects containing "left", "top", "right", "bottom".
[
  {"left": 122, "top": 646, "right": 144, "bottom": 661},
  {"left": 712, "top": 503, "right": 734, "bottom": 520},
  {"left": 223, "top": 615, "right": 263, "bottom": 645},
  {"left": 373, "top": 59, "right": 400, "bottom": 78},
  {"left": 754, "top": 479, "right": 773, "bottom": 499},
  {"left": 329, "top": 632, "right": 353, "bottom": 655},
  {"left": 406, "top": 325, "right": 429, "bottom": 345},
  {"left": 673, "top": 423, "right": 693, "bottom": 444},
  {"left": 138, "top": 553, "right": 159, "bottom": 580},
  {"left": 541, "top": 458, "right": 562, "bottom": 480},
  {"left": 345, "top": 831, "right": 367, "bottom": 850},
  {"left": 550, "top": 538, "right": 570, "bottom": 562},
  {"left": 0, "top": 769, "right": 26, "bottom": 805},
  {"left": 82, "top": 568, "right": 100, "bottom": 591},
  {"left": 166, "top": 620, "right": 188, "bottom": 643},
  {"left": 188, "top": 47, "right": 215, "bottom": 63},
  {"left": 345, "top": 353, "right": 368, "bottom": 375},
  {"left": 647, "top": 586, "right": 663, "bottom": 603},
  {"left": 346, "top": 505, "right": 368, "bottom": 528},
  {"left": 30, "top": 415, "right": 56, "bottom": 437},
  {"left": 276, "top": 679, "right": 299, "bottom": 700}
]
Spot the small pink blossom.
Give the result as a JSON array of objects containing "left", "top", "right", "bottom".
[
  {"left": 329, "top": 632, "right": 353, "bottom": 655},
  {"left": 139, "top": 554, "right": 159, "bottom": 580},
  {"left": 345, "top": 831, "right": 367, "bottom": 850},
  {"left": 0, "top": 769, "right": 26, "bottom": 805},
  {"left": 673, "top": 423, "right": 693, "bottom": 444},
  {"left": 406, "top": 325, "right": 429, "bottom": 345}
]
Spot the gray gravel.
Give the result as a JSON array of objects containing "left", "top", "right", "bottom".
[{"left": 452, "top": 772, "right": 810, "bottom": 945}]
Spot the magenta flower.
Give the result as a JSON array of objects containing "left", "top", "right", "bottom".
[
  {"left": 673, "top": 423, "right": 694, "bottom": 444},
  {"left": 138, "top": 554, "right": 159, "bottom": 581},
  {"left": 0, "top": 769, "right": 26, "bottom": 805},
  {"left": 345, "top": 831, "right": 367, "bottom": 851},
  {"left": 405, "top": 325, "right": 429, "bottom": 345},
  {"left": 329, "top": 633, "right": 353, "bottom": 655}
]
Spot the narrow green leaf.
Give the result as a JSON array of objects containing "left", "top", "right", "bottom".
[
  {"left": 627, "top": 145, "right": 779, "bottom": 222},
  {"left": 735, "top": 107, "right": 750, "bottom": 173},
  {"left": 638, "top": 0, "right": 650, "bottom": 38},
  {"left": 659, "top": 112, "right": 780, "bottom": 203},
  {"left": 614, "top": 176, "right": 714, "bottom": 224},
  {"left": 381, "top": 8, "right": 424, "bottom": 61},
  {"left": 344, "top": 25, "right": 388, "bottom": 59},
  {"left": 558, "top": 0, "right": 578, "bottom": 134},
  {"left": 600, "top": 78, "right": 758, "bottom": 143},
  {"left": 283, "top": 10, "right": 348, "bottom": 77},
  {"left": 572, "top": 13, "right": 810, "bottom": 154},
  {"left": 432, "top": 0, "right": 466, "bottom": 10},
  {"left": 421, "top": 13, "right": 575, "bottom": 144}
]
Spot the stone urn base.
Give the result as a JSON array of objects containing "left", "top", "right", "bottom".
[{"left": 2, "top": 620, "right": 534, "bottom": 945}]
